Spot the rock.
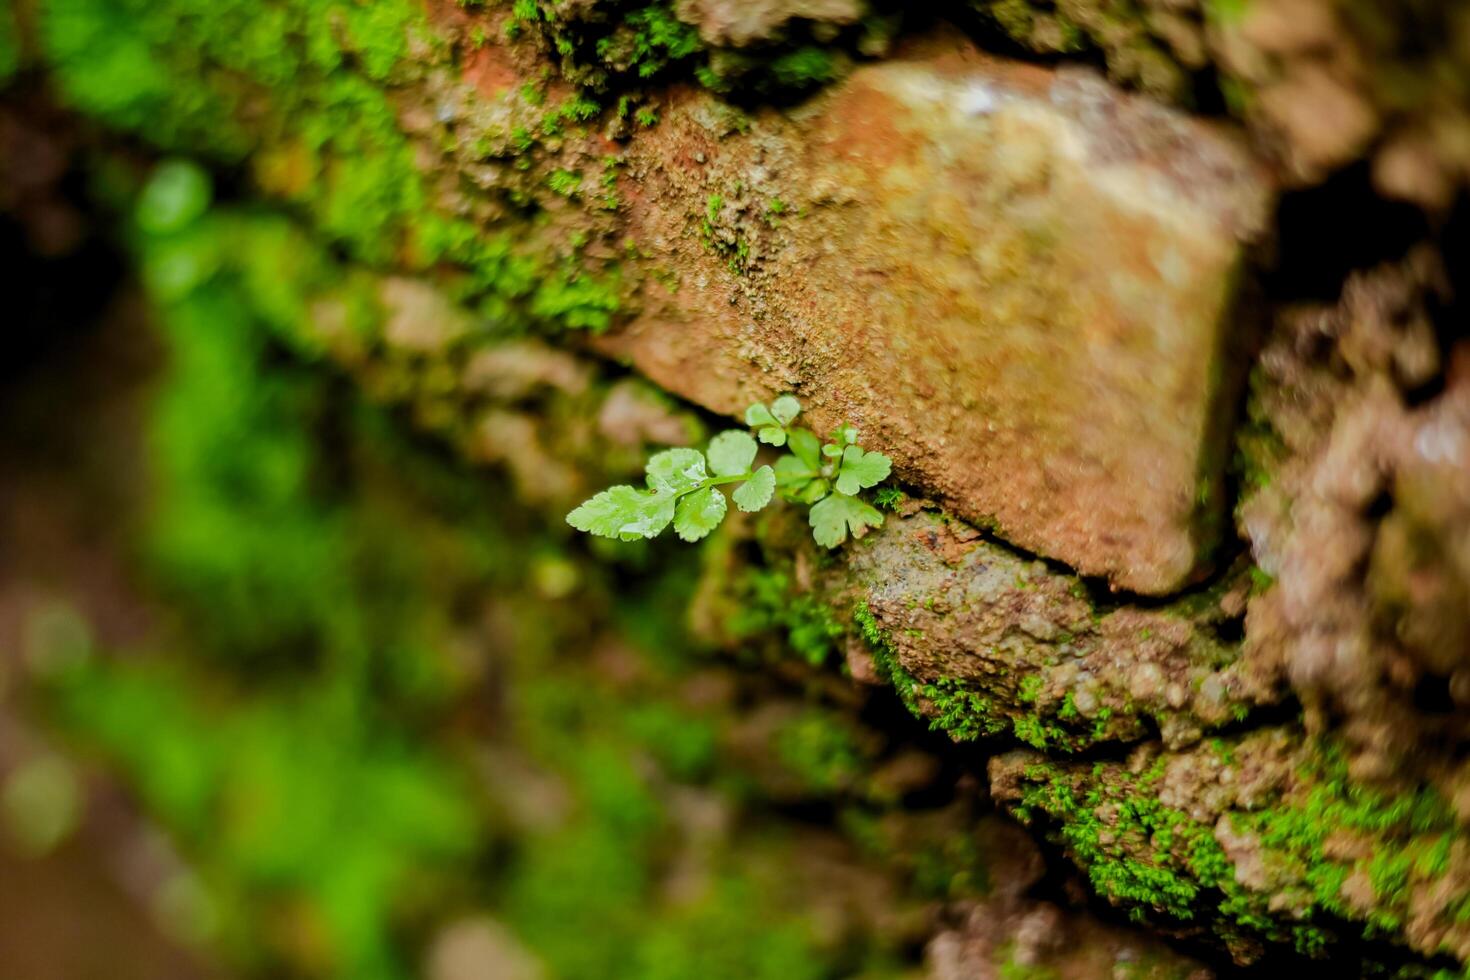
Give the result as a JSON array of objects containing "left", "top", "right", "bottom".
[
  {"left": 996, "top": 725, "right": 1470, "bottom": 967},
  {"left": 1240, "top": 248, "right": 1470, "bottom": 790},
  {"left": 923, "top": 886, "right": 1212, "bottom": 980},
  {"left": 380, "top": 277, "right": 473, "bottom": 353},
  {"left": 822, "top": 509, "right": 1268, "bottom": 752},
  {"left": 425, "top": 917, "right": 545, "bottom": 980},
  {"left": 606, "top": 41, "right": 1274, "bottom": 593},
  {"left": 676, "top": 0, "right": 866, "bottom": 47}
]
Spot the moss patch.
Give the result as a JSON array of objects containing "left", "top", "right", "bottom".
[{"left": 1001, "top": 735, "right": 1470, "bottom": 967}]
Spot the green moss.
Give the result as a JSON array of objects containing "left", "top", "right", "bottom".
[
  {"left": 0, "top": 1, "right": 20, "bottom": 84},
  {"left": 969, "top": 0, "right": 1186, "bottom": 101},
  {"left": 1014, "top": 760, "right": 1232, "bottom": 924},
  {"left": 33, "top": 0, "right": 875, "bottom": 336},
  {"left": 1205, "top": 0, "right": 1251, "bottom": 25},
  {"left": 1007, "top": 737, "right": 1470, "bottom": 962},
  {"left": 766, "top": 47, "right": 837, "bottom": 89},
  {"left": 594, "top": 3, "right": 702, "bottom": 80},
  {"left": 773, "top": 710, "right": 867, "bottom": 795},
  {"left": 998, "top": 945, "right": 1061, "bottom": 980},
  {"left": 508, "top": 0, "right": 864, "bottom": 100},
  {"left": 856, "top": 603, "right": 1107, "bottom": 750},
  {"left": 1236, "top": 741, "right": 1460, "bottom": 936},
  {"left": 729, "top": 569, "right": 844, "bottom": 668},
  {"left": 35, "top": 177, "right": 521, "bottom": 978},
  {"left": 872, "top": 486, "right": 905, "bottom": 512},
  {"left": 548, "top": 168, "right": 584, "bottom": 196},
  {"left": 540, "top": 91, "right": 602, "bottom": 136},
  {"left": 50, "top": 657, "right": 479, "bottom": 977},
  {"left": 38, "top": 0, "right": 624, "bottom": 334},
  {"left": 1233, "top": 365, "right": 1289, "bottom": 498},
  {"left": 697, "top": 188, "right": 752, "bottom": 272}
]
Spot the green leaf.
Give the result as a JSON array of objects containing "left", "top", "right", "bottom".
[
  {"left": 732, "top": 466, "right": 775, "bottom": 512},
  {"left": 567, "top": 486, "right": 676, "bottom": 541},
  {"left": 707, "top": 430, "right": 757, "bottom": 476},
  {"left": 835, "top": 445, "right": 892, "bottom": 495},
  {"left": 674, "top": 485, "right": 727, "bottom": 541},
  {"left": 774, "top": 454, "right": 814, "bottom": 488},
  {"left": 795, "top": 478, "right": 830, "bottom": 504},
  {"left": 821, "top": 443, "right": 842, "bottom": 458},
  {"left": 745, "top": 403, "right": 777, "bottom": 427},
  {"left": 645, "top": 448, "right": 707, "bottom": 493},
  {"left": 771, "top": 395, "right": 801, "bottom": 425},
  {"left": 808, "top": 493, "right": 883, "bottom": 548},
  {"left": 786, "top": 428, "right": 821, "bottom": 469},
  {"left": 757, "top": 426, "right": 787, "bottom": 447}
]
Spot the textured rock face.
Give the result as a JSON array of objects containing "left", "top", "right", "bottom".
[
  {"left": 606, "top": 42, "right": 1274, "bottom": 593},
  {"left": 834, "top": 509, "right": 1266, "bottom": 752},
  {"left": 1240, "top": 248, "right": 1470, "bottom": 789},
  {"left": 677, "top": 0, "right": 866, "bottom": 47}
]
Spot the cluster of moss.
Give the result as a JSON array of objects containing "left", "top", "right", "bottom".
[
  {"left": 727, "top": 568, "right": 847, "bottom": 668},
  {"left": 1238, "top": 743, "right": 1461, "bottom": 939},
  {"left": 772, "top": 708, "right": 872, "bottom": 796},
  {"left": 38, "top": 0, "right": 622, "bottom": 332},
  {"left": 1011, "top": 756, "right": 1241, "bottom": 924},
  {"left": 509, "top": 1, "right": 703, "bottom": 83},
  {"left": 854, "top": 601, "right": 1117, "bottom": 751},
  {"left": 1004, "top": 737, "right": 1470, "bottom": 970},
  {"left": 503, "top": 0, "right": 853, "bottom": 98}
]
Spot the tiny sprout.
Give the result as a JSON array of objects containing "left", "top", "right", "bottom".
[{"left": 568, "top": 396, "right": 893, "bottom": 549}]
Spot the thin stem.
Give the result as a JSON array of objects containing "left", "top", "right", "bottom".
[
  {"left": 658, "top": 472, "right": 757, "bottom": 504},
  {"left": 704, "top": 473, "right": 755, "bottom": 487}
]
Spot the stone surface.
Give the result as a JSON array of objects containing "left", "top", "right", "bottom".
[
  {"left": 604, "top": 39, "right": 1274, "bottom": 593},
  {"left": 990, "top": 727, "right": 1470, "bottom": 968},
  {"left": 677, "top": 0, "right": 866, "bottom": 47},
  {"left": 833, "top": 510, "right": 1268, "bottom": 752},
  {"left": 1239, "top": 247, "right": 1470, "bottom": 789}
]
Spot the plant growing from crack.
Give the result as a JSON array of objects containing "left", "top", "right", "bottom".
[{"left": 567, "top": 396, "right": 893, "bottom": 547}]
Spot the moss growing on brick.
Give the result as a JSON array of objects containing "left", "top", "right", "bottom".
[
  {"left": 856, "top": 601, "right": 1139, "bottom": 751},
  {"left": 729, "top": 569, "right": 846, "bottom": 668},
  {"left": 996, "top": 734, "right": 1470, "bottom": 967},
  {"left": 39, "top": 0, "right": 624, "bottom": 333}
]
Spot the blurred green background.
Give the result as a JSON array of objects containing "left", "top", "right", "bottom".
[{"left": 0, "top": 156, "right": 987, "bottom": 980}]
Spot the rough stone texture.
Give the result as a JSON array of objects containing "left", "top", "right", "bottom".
[
  {"left": 967, "top": 0, "right": 1470, "bottom": 212},
  {"left": 923, "top": 816, "right": 1213, "bottom": 980},
  {"left": 30, "top": 0, "right": 1278, "bottom": 593},
  {"left": 831, "top": 509, "right": 1270, "bottom": 751},
  {"left": 990, "top": 727, "right": 1470, "bottom": 968},
  {"left": 1209, "top": 0, "right": 1470, "bottom": 209},
  {"left": 604, "top": 40, "right": 1274, "bottom": 593},
  {"left": 1239, "top": 248, "right": 1470, "bottom": 792},
  {"left": 677, "top": 0, "right": 867, "bottom": 47}
]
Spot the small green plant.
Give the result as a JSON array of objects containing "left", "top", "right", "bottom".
[
  {"left": 547, "top": 168, "right": 582, "bottom": 196},
  {"left": 567, "top": 396, "right": 892, "bottom": 548}
]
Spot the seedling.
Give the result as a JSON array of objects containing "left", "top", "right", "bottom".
[{"left": 568, "top": 396, "right": 892, "bottom": 548}]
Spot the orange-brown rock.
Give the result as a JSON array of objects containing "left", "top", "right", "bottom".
[{"left": 603, "top": 41, "right": 1274, "bottom": 593}]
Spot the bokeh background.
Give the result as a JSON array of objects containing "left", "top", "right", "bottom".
[{"left": 8, "top": 0, "right": 1467, "bottom": 977}]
